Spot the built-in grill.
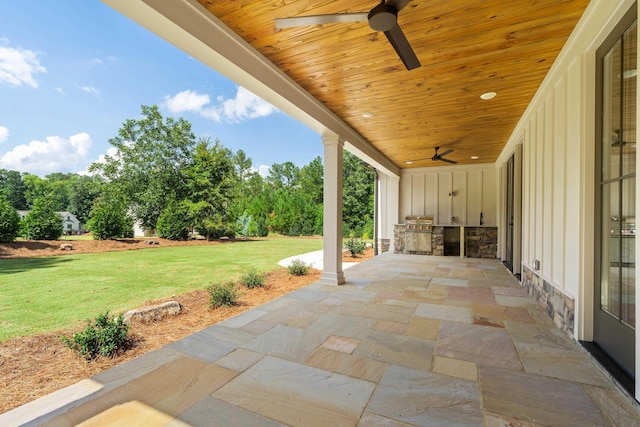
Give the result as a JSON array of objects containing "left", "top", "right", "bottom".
[{"left": 404, "top": 215, "right": 433, "bottom": 254}]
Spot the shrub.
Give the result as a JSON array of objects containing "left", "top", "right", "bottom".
[
  {"left": 20, "top": 196, "right": 63, "bottom": 240},
  {"left": 241, "top": 268, "right": 267, "bottom": 289},
  {"left": 157, "top": 200, "right": 191, "bottom": 240},
  {"left": 87, "top": 195, "right": 134, "bottom": 240},
  {"left": 236, "top": 211, "right": 253, "bottom": 237},
  {"left": 207, "top": 282, "right": 240, "bottom": 308},
  {"left": 287, "top": 259, "right": 311, "bottom": 276},
  {"left": 0, "top": 194, "right": 20, "bottom": 243},
  {"left": 60, "top": 312, "right": 130, "bottom": 360},
  {"left": 344, "top": 236, "right": 366, "bottom": 257}
]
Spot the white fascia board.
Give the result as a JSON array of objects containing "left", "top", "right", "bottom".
[{"left": 100, "top": 0, "right": 400, "bottom": 177}]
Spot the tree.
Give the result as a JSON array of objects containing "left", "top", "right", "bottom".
[
  {"left": 21, "top": 196, "right": 63, "bottom": 240},
  {"left": 343, "top": 151, "right": 375, "bottom": 237},
  {"left": 230, "top": 149, "right": 256, "bottom": 218},
  {"left": 0, "top": 193, "right": 20, "bottom": 242},
  {"left": 242, "top": 176, "right": 271, "bottom": 237},
  {"left": 299, "top": 156, "right": 323, "bottom": 205},
  {"left": 44, "top": 173, "right": 74, "bottom": 211},
  {"left": 184, "top": 139, "right": 236, "bottom": 239},
  {"left": 0, "top": 169, "right": 27, "bottom": 210},
  {"left": 87, "top": 192, "right": 134, "bottom": 240},
  {"left": 67, "top": 175, "right": 105, "bottom": 224},
  {"left": 267, "top": 161, "right": 299, "bottom": 189},
  {"left": 89, "top": 104, "right": 197, "bottom": 230}
]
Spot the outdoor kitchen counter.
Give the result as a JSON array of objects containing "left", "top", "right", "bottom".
[{"left": 394, "top": 224, "right": 498, "bottom": 258}]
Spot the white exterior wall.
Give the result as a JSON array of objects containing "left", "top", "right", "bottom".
[
  {"left": 399, "top": 164, "right": 497, "bottom": 226},
  {"left": 495, "top": 0, "right": 639, "bottom": 399},
  {"left": 378, "top": 173, "right": 400, "bottom": 252}
]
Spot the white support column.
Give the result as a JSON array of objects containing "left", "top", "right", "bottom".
[
  {"left": 380, "top": 174, "right": 400, "bottom": 253},
  {"left": 321, "top": 134, "right": 345, "bottom": 285}
]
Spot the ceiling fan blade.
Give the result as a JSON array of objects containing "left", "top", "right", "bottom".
[
  {"left": 439, "top": 149, "right": 454, "bottom": 157},
  {"left": 383, "top": 25, "right": 420, "bottom": 70},
  {"left": 387, "top": 0, "right": 413, "bottom": 12},
  {"left": 275, "top": 13, "right": 368, "bottom": 29},
  {"left": 439, "top": 158, "right": 458, "bottom": 164}
]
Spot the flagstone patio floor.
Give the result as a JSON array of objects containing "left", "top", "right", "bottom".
[{"left": 3, "top": 253, "right": 640, "bottom": 426}]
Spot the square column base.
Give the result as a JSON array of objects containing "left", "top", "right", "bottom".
[{"left": 319, "top": 271, "right": 345, "bottom": 285}]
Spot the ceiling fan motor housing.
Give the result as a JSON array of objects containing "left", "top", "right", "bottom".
[{"left": 368, "top": 3, "right": 398, "bottom": 32}]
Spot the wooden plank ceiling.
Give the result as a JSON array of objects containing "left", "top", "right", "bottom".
[{"left": 196, "top": 0, "right": 590, "bottom": 168}]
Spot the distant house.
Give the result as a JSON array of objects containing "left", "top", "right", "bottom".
[
  {"left": 59, "top": 212, "right": 81, "bottom": 235},
  {"left": 17, "top": 210, "right": 83, "bottom": 235}
]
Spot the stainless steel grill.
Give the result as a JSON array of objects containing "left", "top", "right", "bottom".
[{"left": 405, "top": 215, "right": 433, "bottom": 254}]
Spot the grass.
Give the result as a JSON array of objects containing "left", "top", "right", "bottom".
[{"left": 0, "top": 236, "right": 322, "bottom": 341}]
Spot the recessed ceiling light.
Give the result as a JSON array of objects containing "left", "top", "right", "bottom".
[
  {"left": 624, "top": 70, "right": 637, "bottom": 79},
  {"left": 362, "top": 112, "right": 374, "bottom": 118},
  {"left": 406, "top": 161, "right": 414, "bottom": 165},
  {"left": 480, "top": 92, "right": 497, "bottom": 100},
  {"left": 471, "top": 156, "right": 480, "bottom": 160}
]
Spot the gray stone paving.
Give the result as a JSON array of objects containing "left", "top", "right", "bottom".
[{"left": 2, "top": 253, "right": 640, "bottom": 426}]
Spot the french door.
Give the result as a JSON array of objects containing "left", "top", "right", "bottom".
[
  {"left": 504, "top": 155, "right": 515, "bottom": 272},
  {"left": 595, "top": 14, "right": 637, "bottom": 377}
]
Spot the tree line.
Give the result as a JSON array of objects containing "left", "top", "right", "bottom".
[{"left": 0, "top": 105, "right": 374, "bottom": 242}]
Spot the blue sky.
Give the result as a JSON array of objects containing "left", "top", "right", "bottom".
[{"left": 0, "top": 1, "right": 323, "bottom": 177}]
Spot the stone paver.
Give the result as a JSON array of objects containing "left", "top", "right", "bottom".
[
  {"left": 480, "top": 366, "right": 609, "bottom": 426},
  {"left": 3, "top": 253, "right": 639, "bottom": 427},
  {"left": 367, "top": 365, "right": 483, "bottom": 426},
  {"left": 212, "top": 356, "right": 375, "bottom": 427}
]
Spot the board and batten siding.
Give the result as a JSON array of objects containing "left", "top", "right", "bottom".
[
  {"left": 496, "top": 0, "right": 637, "bottom": 347},
  {"left": 399, "top": 165, "right": 497, "bottom": 226}
]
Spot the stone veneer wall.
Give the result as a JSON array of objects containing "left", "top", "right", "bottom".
[
  {"left": 431, "top": 227, "right": 445, "bottom": 256},
  {"left": 521, "top": 265, "right": 575, "bottom": 335},
  {"left": 465, "top": 227, "right": 498, "bottom": 258},
  {"left": 377, "top": 238, "right": 390, "bottom": 254},
  {"left": 393, "top": 225, "right": 405, "bottom": 254}
]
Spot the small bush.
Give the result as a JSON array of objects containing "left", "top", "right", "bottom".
[
  {"left": 287, "top": 259, "right": 311, "bottom": 276},
  {"left": 0, "top": 194, "right": 20, "bottom": 243},
  {"left": 60, "top": 312, "right": 130, "bottom": 360},
  {"left": 344, "top": 236, "right": 366, "bottom": 257},
  {"left": 207, "top": 282, "right": 241, "bottom": 308},
  {"left": 241, "top": 269, "right": 267, "bottom": 289}
]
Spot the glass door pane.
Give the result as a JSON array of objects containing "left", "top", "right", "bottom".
[
  {"left": 621, "top": 178, "right": 635, "bottom": 328},
  {"left": 602, "top": 40, "right": 622, "bottom": 181},
  {"left": 622, "top": 24, "right": 637, "bottom": 177},
  {"left": 601, "top": 181, "right": 620, "bottom": 318}
]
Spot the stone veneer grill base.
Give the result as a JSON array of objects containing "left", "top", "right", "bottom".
[
  {"left": 393, "top": 225, "right": 496, "bottom": 258},
  {"left": 521, "top": 265, "right": 575, "bottom": 335}
]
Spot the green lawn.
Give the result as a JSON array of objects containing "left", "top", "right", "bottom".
[{"left": 0, "top": 237, "right": 322, "bottom": 341}]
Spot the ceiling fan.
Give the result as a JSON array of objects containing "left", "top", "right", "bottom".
[
  {"left": 274, "top": 0, "right": 421, "bottom": 70},
  {"left": 432, "top": 147, "right": 457, "bottom": 164}
]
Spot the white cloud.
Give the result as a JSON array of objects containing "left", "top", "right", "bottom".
[
  {"left": 251, "top": 165, "right": 270, "bottom": 178},
  {"left": 0, "top": 132, "right": 92, "bottom": 176},
  {"left": 163, "top": 89, "right": 211, "bottom": 113},
  {"left": 222, "top": 87, "right": 278, "bottom": 122},
  {"left": 81, "top": 85, "right": 100, "bottom": 96},
  {"left": 54, "top": 86, "right": 66, "bottom": 96},
  {"left": 0, "top": 45, "right": 47, "bottom": 87},
  {"left": 78, "top": 146, "right": 119, "bottom": 176},
  {"left": 0, "top": 126, "right": 8, "bottom": 143},
  {"left": 163, "top": 87, "right": 278, "bottom": 123}
]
